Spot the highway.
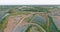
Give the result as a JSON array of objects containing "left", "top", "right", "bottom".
[{"left": 12, "top": 14, "right": 46, "bottom": 32}]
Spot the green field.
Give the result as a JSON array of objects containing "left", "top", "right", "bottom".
[{"left": 0, "top": 5, "right": 60, "bottom": 32}]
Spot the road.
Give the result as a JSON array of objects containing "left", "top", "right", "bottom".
[
  {"left": 12, "top": 23, "right": 46, "bottom": 32},
  {"left": 4, "top": 14, "right": 32, "bottom": 32},
  {"left": 52, "top": 16, "right": 60, "bottom": 30},
  {"left": 12, "top": 14, "right": 32, "bottom": 32},
  {"left": 12, "top": 13, "right": 47, "bottom": 32},
  {"left": 4, "top": 13, "right": 47, "bottom": 32}
]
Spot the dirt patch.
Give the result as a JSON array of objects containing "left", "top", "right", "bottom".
[{"left": 4, "top": 16, "right": 22, "bottom": 32}]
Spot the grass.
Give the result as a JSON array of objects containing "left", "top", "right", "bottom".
[
  {"left": 0, "top": 16, "right": 9, "bottom": 32},
  {"left": 0, "top": 10, "right": 58, "bottom": 32},
  {"left": 34, "top": 26, "right": 44, "bottom": 32},
  {"left": 25, "top": 25, "right": 32, "bottom": 32},
  {"left": 48, "top": 15, "right": 59, "bottom": 32}
]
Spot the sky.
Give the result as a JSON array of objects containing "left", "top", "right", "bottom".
[{"left": 0, "top": 0, "right": 60, "bottom": 5}]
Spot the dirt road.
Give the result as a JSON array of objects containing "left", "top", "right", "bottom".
[{"left": 4, "top": 14, "right": 32, "bottom": 32}]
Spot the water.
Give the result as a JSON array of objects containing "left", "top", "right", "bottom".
[{"left": 33, "top": 16, "right": 46, "bottom": 24}]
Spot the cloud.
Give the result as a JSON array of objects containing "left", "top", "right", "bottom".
[{"left": 0, "top": 0, "right": 60, "bottom": 5}]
